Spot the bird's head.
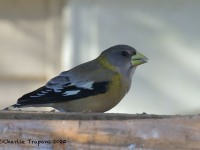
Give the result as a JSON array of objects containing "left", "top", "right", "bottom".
[{"left": 99, "top": 45, "right": 148, "bottom": 77}]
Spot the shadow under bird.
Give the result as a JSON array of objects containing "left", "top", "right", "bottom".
[{"left": 5, "top": 45, "right": 148, "bottom": 112}]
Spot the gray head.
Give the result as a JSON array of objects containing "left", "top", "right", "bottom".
[{"left": 99, "top": 45, "right": 148, "bottom": 78}]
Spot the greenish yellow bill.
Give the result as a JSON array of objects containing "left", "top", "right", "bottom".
[{"left": 131, "top": 52, "right": 148, "bottom": 66}]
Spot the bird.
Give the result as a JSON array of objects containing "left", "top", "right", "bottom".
[{"left": 5, "top": 45, "right": 148, "bottom": 112}]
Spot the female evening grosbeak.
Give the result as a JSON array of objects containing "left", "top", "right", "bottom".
[{"left": 6, "top": 45, "right": 148, "bottom": 112}]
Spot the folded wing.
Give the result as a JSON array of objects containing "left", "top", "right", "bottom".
[{"left": 16, "top": 72, "right": 109, "bottom": 107}]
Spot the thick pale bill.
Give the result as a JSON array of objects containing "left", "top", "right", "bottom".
[{"left": 131, "top": 52, "right": 148, "bottom": 66}]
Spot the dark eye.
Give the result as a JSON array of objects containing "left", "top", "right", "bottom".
[
  {"left": 133, "top": 51, "right": 136, "bottom": 55},
  {"left": 121, "top": 51, "right": 129, "bottom": 57}
]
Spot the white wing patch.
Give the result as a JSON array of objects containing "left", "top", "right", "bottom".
[
  {"left": 76, "top": 81, "right": 94, "bottom": 90},
  {"left": 37, "top": 93, "right": 46, "bottom": 96},
  {"left": 63, "top": 90, "right": 80, "bottom": 96},
  {"left": 30, "top": 93, "right": 46, "bottom": 98},
  {"left": 53, "top": 88, "right": 62, "bottom": 93},
  {"left": 41, "top": 91, "right": 49, "bottom": 94},
  {"left": 30, "top": 95, "right": 41, "bottom": 98}
]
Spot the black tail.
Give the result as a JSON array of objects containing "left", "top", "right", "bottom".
[{"left": 3, "top": 104, "right": 21, "bottom": 111}]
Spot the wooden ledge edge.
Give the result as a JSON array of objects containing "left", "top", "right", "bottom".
[{"left": 0, "top": 111, "right": 198, "bottom": 120}]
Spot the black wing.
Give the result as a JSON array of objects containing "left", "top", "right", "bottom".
[{"left": 16, "top": 81, "right": 109, "bottom": 107}]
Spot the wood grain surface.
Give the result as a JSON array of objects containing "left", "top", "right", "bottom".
[{"left": 0, "top": 111, "right": 199, "bottom": 150}]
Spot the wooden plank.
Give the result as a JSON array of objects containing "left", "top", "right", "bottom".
[
  {"left": 0, "top": 111, "right": 199, "bottom": 149},
  {"left": 0, "top": 111, "right": 170, "bottom": 120}
]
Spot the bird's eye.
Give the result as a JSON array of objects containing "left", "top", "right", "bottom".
[
  {"left": 121, "top": 51, "right": 129, "bottom": 57},
  {"left": 133, "top": 51, "right": 136, "bottom": 55}
]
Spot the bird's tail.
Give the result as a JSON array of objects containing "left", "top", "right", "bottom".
[{"left": 3, "top": 104, "right": 21, "bottom": 111}]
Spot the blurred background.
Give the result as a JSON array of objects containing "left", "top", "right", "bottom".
[{"left": 0, "top": 0, "right": 200, "bottom": 115}]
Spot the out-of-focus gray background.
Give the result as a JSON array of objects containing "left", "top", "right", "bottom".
[{"left": 0, "top": 0, "right": 200, "bottom": 114}]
